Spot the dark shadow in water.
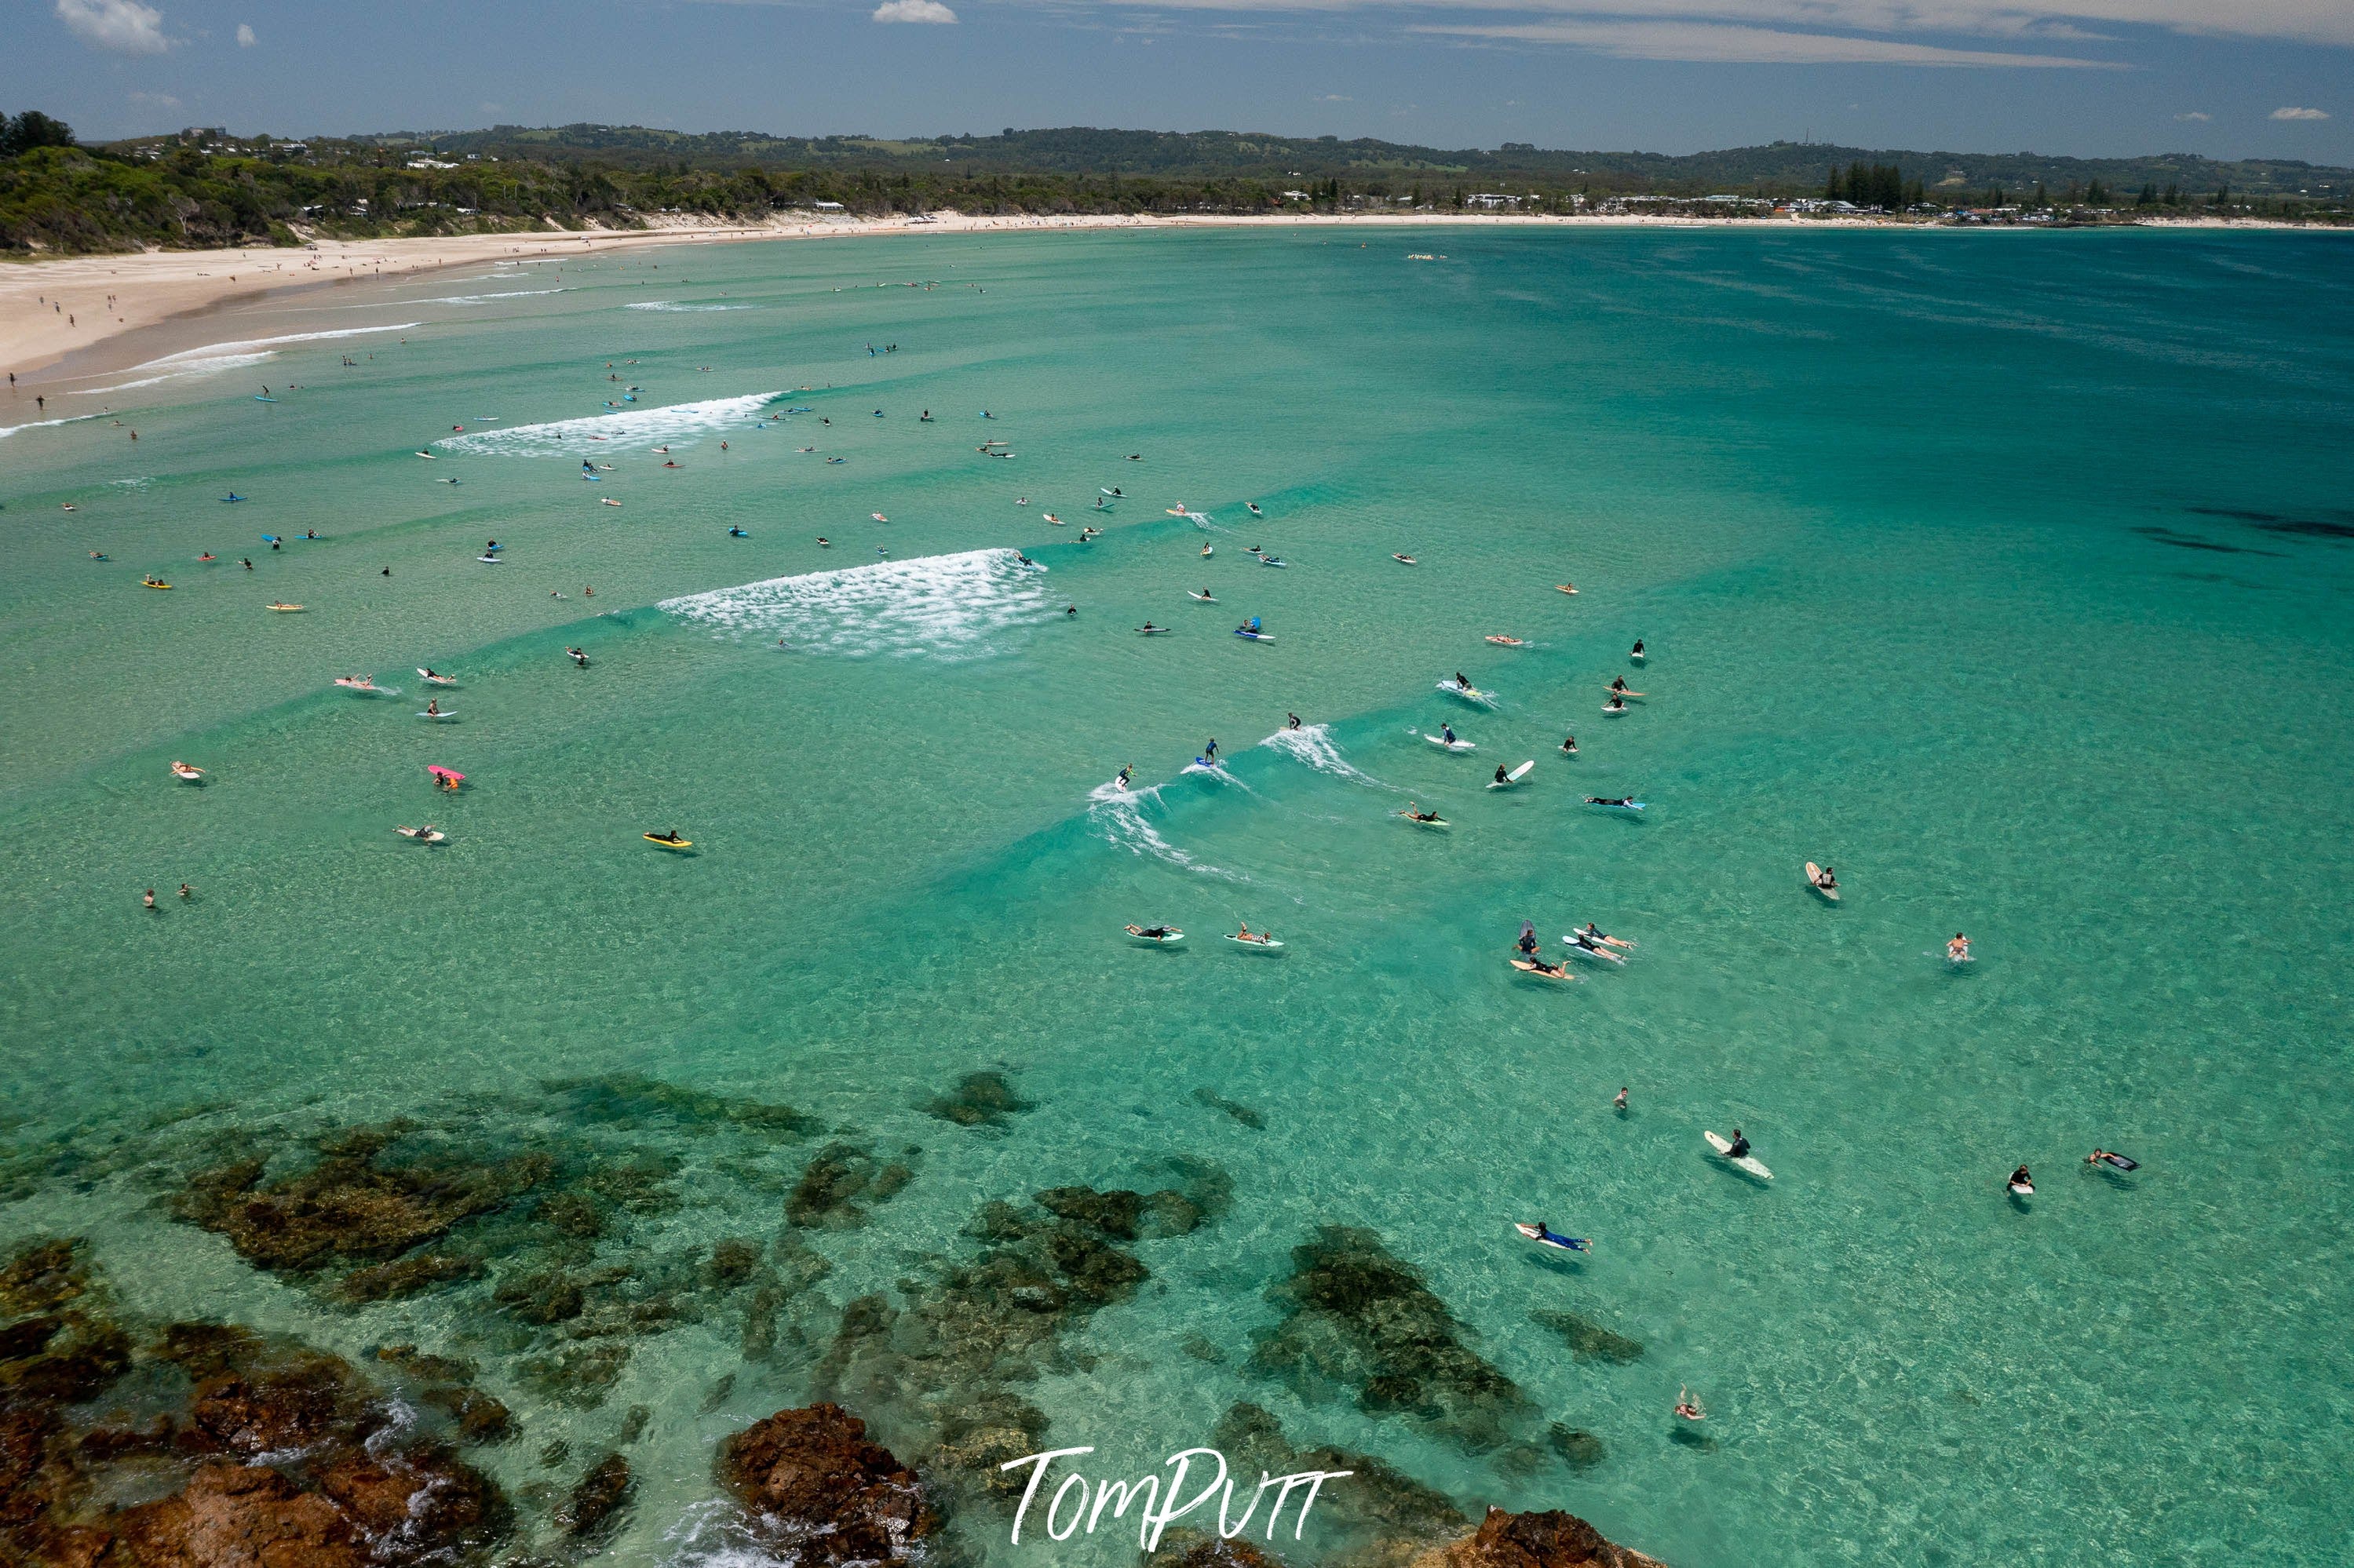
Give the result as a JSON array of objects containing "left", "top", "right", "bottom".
[
  {"left": 1516, "top": 1249, "right": 1587, "bottom": 1280},
  {"left": 2133, "top": 526, "right": 2256, "bottom": 555},
  {"left": 1670, "top": 1425, "right": 1717, "bottom": 1452}
]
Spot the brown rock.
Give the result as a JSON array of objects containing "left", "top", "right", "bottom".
[
  {"left": 719, "top": 1403, "right": 935, "bottom": 1564},
  {"left": 118, "top": 1460, "right": 363, "bottom": 1568},
  {"left": 1411, "top": 1507, "right": 1667, "bottom": 1568},
  {"left": 1145, "top": 1533, "right": 1290, "bottom": 1568}
]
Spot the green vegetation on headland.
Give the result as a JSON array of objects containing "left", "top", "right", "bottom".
[{"left": 5, "top": 114, "right": 2349, "bottom": 255}]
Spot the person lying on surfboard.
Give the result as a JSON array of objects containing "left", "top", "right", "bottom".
[
  {"left": 1586, "top": 797, "right": 1638, "bottom": 808},
  {"left": 1517, "top": 1222, "right": 1591, "bottom": 1251}
]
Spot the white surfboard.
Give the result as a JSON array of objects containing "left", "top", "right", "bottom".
[
  {"left": 1425, "top": 734, "right": 1476, "bottom": 753},
  {"left": 1705, "top": 1131, "right": 1772, "bottom": 1180},
  {"left": 1487, "top": 760, "right": 1535, "bottom": 789}
]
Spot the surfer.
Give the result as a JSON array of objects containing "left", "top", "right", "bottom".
[
  {"left": 1948, "top": 932, "right": 1971, "bottom": 962},
  {"left": 1454, "top": 672, "right": 1472, "bottom": 690},
  {"left": 1724, "top": 1129, "right": 1751, "bottom": 1161},
  {"left": 179, "top": 884, "right": 192, "bottom": 901},
  {"left": 1586, "top": 796, "right": 1632, "bottom": 807},
  {"left": 2086, "top": 1149, "right": 2139, "bottom": 1171},
  {"left": 1518, "top": 955, "right": 1568, "bottom": 977},
  {"left": 1065, "top": 605, "right": 1077, "bottom": 617},
  {"left": 1203, "top": 738, "right": 1219, "bottom": 764},
  {"left": 1516, "top": 921, "right": 1538, "bottom": 956},
  {"left": 1560, "top": 734, "right": 1578, "bottom": 753},
  {"left": 2009, "top": 1165, "right": 2035, "bottom": 1193},
  {"left": 1605, "top": 696, "right": 1627, "bottom": 713},
  {"left": 1287, "top": 713, "right": 1302, "bottom": 730},
  {"left": 1440, "top": 724, "right": 1459, "bottom": 746},
  {"left": 567, "top": 647, "right": 590, "bottom": 668},
  {"left": 1130, "top": 925, "right": 1171, "bottom": 939},
  {"left": 1522, "top": 1223, "right": 1589, "bottom": 1251},
  {"left": 1632, "top": 640, "right": 1644, "bottom": 657},
  {"left": 1811, "top": 865, "right": 1838, "bottom": 891},
  {"left": 425, "top": 698, "right": 441, "bottom": 716},
  {"left": 818, "top": 538, "right": 830, "bottom": 547},
  {"left": 1141, "top": 622, "right": 1159, "bottom": 633},
  {"left": 729, "top": 527, "right": 747, "bottom": 537},
  {"left": 1495, "top": 764, "right": 1511, "bottom": 785},
  {"left": 1116, "top": 765, "right": 1133, "bottom": 790},
  {"left": 1402, "top": 804, "right": 1442, "bottom": 824},
  {"left": 1580, "top": 923, "right": 1633, "bottom": 950},
  {"left": 1610, "top": 676, "right": 1630, "bottom": 694}
]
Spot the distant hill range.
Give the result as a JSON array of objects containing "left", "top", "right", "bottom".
[{"left": 401, "top": 123, "right": 2351, "bottom": 199}]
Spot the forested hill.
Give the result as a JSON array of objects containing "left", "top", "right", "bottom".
[
  {"left": 419, "top": 123, "right": 2351, "bottom": 202},
  {"left": 5, "top": 111, "right": 2349, "bottom": 255}
]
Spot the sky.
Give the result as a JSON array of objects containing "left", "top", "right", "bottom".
[{"left": 10, "top": 0, "right": 2349, "bottom": 163}]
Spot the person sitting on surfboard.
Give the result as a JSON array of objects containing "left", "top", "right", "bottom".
[
  {"left": 1725, "top": 1129, "right": 1751, "bottom": 1161},
  {"left": 1813, "top": 865, "right": 1838, "bottom": 890},
  {"left": 1560, "top": 734, "right": 1578, "bottom": 753},
  {"left": 1517, "top": 921, "right": 1539, "bottom": 956},
  {"left": 425, "top": 698, "right": 441, "bottom": 716},
  {"left": 1606, "top": 696, "right": 1626, "bottom": 712},
  {"left": 2009, "top": 1165, "right": 2034, "bottom": 1192},
  {"left": 1454, "top": 672, "right": 1473, "bottom": 690},
  {"left": 1611, "top": 676, "right": 1630, "bottom": 694},
  {"left": 1632, "top": 640, "right": 1645, "bottom": 657},
  {"left": 1440, "top": 724, "right": 1458, "bottom": 746},
  {"left": 1495, "top": 764, "right": 1510, "bottom": 785}
]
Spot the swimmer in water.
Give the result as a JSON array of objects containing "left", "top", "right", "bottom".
[{"left": 1675, "top": 1388, "right": 1704, "bottom": 1421}]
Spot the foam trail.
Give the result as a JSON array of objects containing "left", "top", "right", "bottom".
[
  {"left": 625, "top": 301, "right": 751, "bottom": 312},
  {"left": 74, "top": 323, "right": 423, "bottom": 394},
  {"left": 660, "top": 548, "right": 1050, "bottom": 662},
  {"left": 0, "top": 412, "right": 104, "bottom": 441},
  {"left": 1261, "top": 723, "right": 1395, "bottom": 790},
  {"left": 1085, "top": 779, "right": 1240, "bottom": 881},
  {"left": 413, "top": 286, "right": 570, "bottom": 305},
  {"left": 439, "top": 392, "right": 780, "bottom": 454}
]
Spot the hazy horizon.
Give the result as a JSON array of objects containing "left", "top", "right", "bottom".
[{"left": 10, "top": 0, "right": 2345, "bottom": 165}]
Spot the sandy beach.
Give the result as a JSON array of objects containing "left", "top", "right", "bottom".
[{"left": 1, "top": 206, "right": 2313, "bottom": 386}]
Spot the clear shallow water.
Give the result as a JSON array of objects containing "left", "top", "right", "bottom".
[{"left": 2, "top": 228, "right": 2352, "bottom": 1567}]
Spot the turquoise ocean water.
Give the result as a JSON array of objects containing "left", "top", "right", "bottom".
[{"left": 3, "top": 226, "right": 2351, "bottom": 1566}]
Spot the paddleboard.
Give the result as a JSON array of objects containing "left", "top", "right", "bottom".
[
  {"left": 1805, "top": 862, "right": 1841, "bottom": 901},
  {"left": 1514, "top": 1223, "right": 1590, "bottom": 1253},
  {"left": 1439, "top": 681, "right": 1498, "bottom": 707},
  {"left": 644, "top": 835, "right": 693, "bottom": 850},
  {"left": 1425, "top": 734, "right": 1476, "bottom": 753},
  {"left": 1224, "top": 934, "right": 1285, "bottom": 951},
  {"left": 1705, "top": 1132, "right": 1773, "bottom": 1180},
  {"left": 1487, "top": 760, "right": 1535, "bottom": 789}
]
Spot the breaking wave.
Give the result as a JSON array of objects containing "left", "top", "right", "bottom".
[
  {"left": 74, "top": 324, "right": 423, "bottom": 395},
  {"left": 659, "top": 548, "right": 1050, "bottom": 662},
  {"left": 1085, "top": 778, "right": 1240, "bottom": 881},
  {"left": 437, "top": 392, "right": 781, "bottom": 454},
  {"left": 1261, "top": 723, "right": 1393, "bottom": 789},
  {"left": 625, "top": 301, "right": 752, "bottom": 312}
]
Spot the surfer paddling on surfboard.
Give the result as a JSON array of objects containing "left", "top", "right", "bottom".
[{"left": 1515, "top": 1223, "right": 1592, "bottom": 1253}]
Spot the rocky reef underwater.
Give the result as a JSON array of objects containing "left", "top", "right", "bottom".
[{"left": 0, "top": 1069, "right": 1664, "bottom": 1566}]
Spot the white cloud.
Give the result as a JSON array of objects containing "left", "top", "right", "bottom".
[
  {"left": 55, "top": 0, "right": 171, "bottom": 53},
  {"left": 1025, "top": 0, "right": 2354, "bottom": 53},
  {"left": 1414, "top": 16, "right": 2119, "bottom": 64},
  {"left": 2176, "top": 110, "right": 2211, "bottom": 120},
  {"left": 129, "top": 89, "right": 181, "bottom": 109},
  {"left": 236, "top": 21, "right": 254, "bottom": 45},
  {"left": 874, "top": 0, "right": 958, "bottom": 20},
  {"left": 2269, "top": 105, "right": 2330, "bottom": 119}
]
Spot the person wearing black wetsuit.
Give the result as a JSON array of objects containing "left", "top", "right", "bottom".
[{"left": 1727, "top": 1130, "right": 1751, "bottom": 1161}]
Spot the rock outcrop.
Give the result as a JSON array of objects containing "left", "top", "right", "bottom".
[
  {"left": 1411, "top": 1507, "right": 1669, "bottom": 1568},
  {"left": 0, "top": 1236, "right": 505, "bottom": 1568},
  {"left": 719, "top": 1402, "right": 937, "bottom": 1565}
]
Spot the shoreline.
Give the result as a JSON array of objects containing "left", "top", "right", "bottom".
[{"left": 2, "top": 207, "right": 2327, "bottom": 385}]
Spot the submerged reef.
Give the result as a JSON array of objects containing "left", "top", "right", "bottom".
[
  {"left": 1210, "top": 1402, "right": 1466, "bottom": 1567},
  {"left": 1527, "top": 1310, "right": 1644, "bottom": 1366},
  {"left": 0, "top": 1236, "right": 506, "bottom": 1567},
  {"left": 155, "top": 1078, "right": 838, "bottom": 1411},
  {"left": 1250, "top": 1227, "right": 1535, "bottom": 1451},
  {"left": 925, "top": 1070, "right": 1035, "bottom": 1129},
  {"left": 816, "top": 1161, "right": 1233, "bottom": 1504},
  {"left": 720, "top": 1402, "right": 939, "bottom": 1565}
]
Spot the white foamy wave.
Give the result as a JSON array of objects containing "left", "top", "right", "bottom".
[
  {"left": 416, "top": 286, "right": 569, "bottom": 305},
  {"left": 661, "top": 548, "right": 1049, "bottom": 662},
  {"left": 74, "top": 323, "right": 422, "bottom": 394},
  {"left": 626, "top": 300, "right": 751, "bottom": 312},
  {"left": 439, "top": 392, "right": 780, "bottom": 454},
  {"left": 1086, "top": 779, "right": 1239, "bottom": 880},
  {"left": 0, "top": 412, "right": 104, "bottom": 441},
  {"left": 1262, "top": 723, "right": 1393, "bottom": 789},
  {"left": 661, "top": 1499, "right": 791, "bottom": 1568}
]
